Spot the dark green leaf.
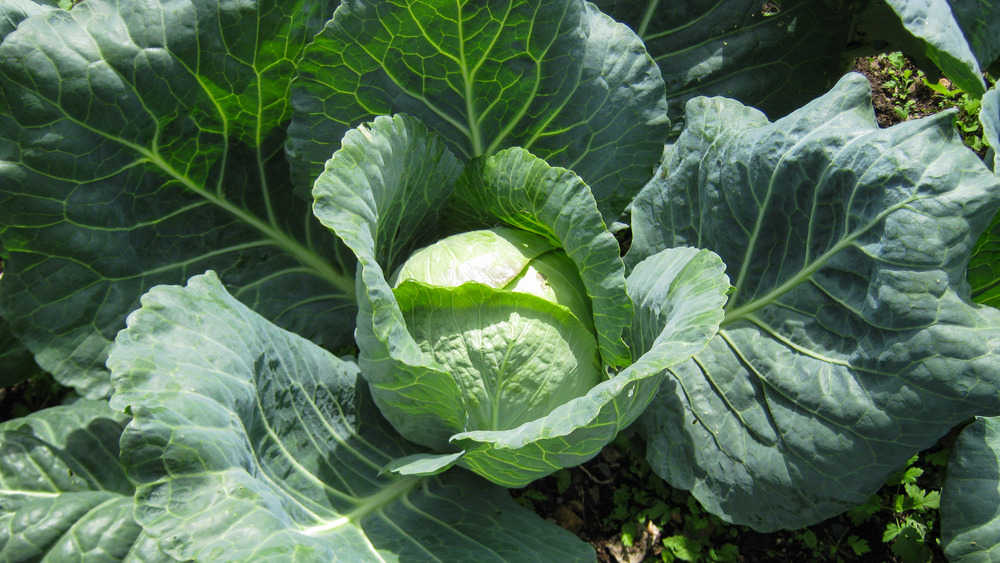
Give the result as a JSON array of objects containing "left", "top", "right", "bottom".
[
  {"left": 0, "top": 0, "right": 354, "bottom": 398},
  {"left": 592, "top": 0, "right": 867, "bottom": 125},
  {"left": 970, "top": 89, "right": 999, "bottom": 307},
  {"left": 0, "top": 319, "right": 39, "bottom": 387},
  {"left": 630, "top": 73, "right": 1000, "bottom": 531},
  {"left": 941, "top": 417, "right": 1000, "bottom": 563},
  {"left": 290, "top": 0, "right": 669, "bottom": 221}
]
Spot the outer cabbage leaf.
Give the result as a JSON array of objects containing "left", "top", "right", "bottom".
[
  {"left": 591, "top": 0, "right": 867, "bottom": 126},
  {"left": 290, "top": 0, "right": 669, "bottom": 221},
  {"left": 946, "top": 0, "right": 1000, "bottom": 69},
  {"left": 0, "top": 0, "right": 353, "bottom": 398},
  {"left": 0, "top": 0, "right": 54, "bottom": 40},
  {"left": 0, "top": 399, "right": 172, "bottom": 561},
  {"left": 971, "top": 210, "right": 1000, "bottom": 308},
  {"left": 629, "top": 73, "right": 1000, "bottom": 531},
  {"left": 985, "top": 88, "right": 1000, "bottom": 168},
  {"left": 970, "top": 88, "right": 998, "bottom": 305},
  {"left": 882, "top": 0, "right": 999, "bottom": 97},
  {"left": 312, "top": 114, "right": 728, "bottom": 487},
  {"left": 0, "top": 243, "right": 39, "bottom": 384},
  {"left": 940, "top": 417, "right": 1000, "bottom": 563},
  {"left": 314, "top": 114, "right": 467, "bottom": 453},
  {"left": 0, "top": 314, "right": 38, "bottom": 386},
  {"left": 107, "top": 271, "right": 594, "bottom": 562}
]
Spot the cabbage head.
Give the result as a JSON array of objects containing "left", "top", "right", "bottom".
[
  {"left": 312, "top": 114, "right": 730, "bottom": 486},
  {"left": 390, "top": 228, "right": 601, "bottom": 432}
]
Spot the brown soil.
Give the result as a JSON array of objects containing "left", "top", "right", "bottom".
[{"left": 853, "top": 56, "right": 940, "bottom": 128}]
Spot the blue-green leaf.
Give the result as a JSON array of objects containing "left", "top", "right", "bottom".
[
  {"left": 630, "top": 73, "right": 1000, "bottom": 531},
  {"left": 108, "top": 271, "right": 593, "bottom": 562},
  {"left": 290, "top": 0, "right": 669, "bottom": 221},
  {"left": 0, "top": 0, "right": 352, "bottom": 398},
  {"left": 970, "top": 88, "right": 1000, "bottom": 307},
  {"left": 0, "top": 399, "right": 171, "bottom": 562},
  {"left": 941, "top": 417, "right": 1000, "bottom": 563},
  {"left": 0, "top": 0, "right": 55, "bottom": 41},
  {"left": 983, "top": 88, "right": 999, "bottom": 171},
  {"left": 591, "top": 0, "right": 865, "bottom": 124},
  {"left": 883, "top": 0, "right": 998, "bottom": 97}
]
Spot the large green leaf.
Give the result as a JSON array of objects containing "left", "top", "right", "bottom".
[
  {"left": 107, "top": 271, "right": 593, "bottom": 562},
  {"left": 591, "top": 0, "right": 867, "bottom": 126},
  {"left": 0, "top": 0, "right": 51, "bottom": 386},
  {"left": 290, "top": 0, "right": 669, "bottom": 221},
  {"left": 970, "top": 88, "right": 999, "bottom": 306},
  {"left": 947, "top": 0, "right": 1000, "bottom": 69},
  {"left": 0, "top": 399, "right": 172, "bottom": 561},
  {"left": 882, "top": 0, "right": 999, "bottom": 97},
  {"left": 628, "top": 73, "right": 1000, "bottom": 531},
  {"left": 0, "top": 245, "right": 39, "bottom": 385},
  {"left": 0, "top": 0, "right": 53, "bottom": 40},
  {"left": 0, "top": 315, "right": 38, "bottom": 387},
  {"left": 0, "top": 0, "right": 354, "bottom": 398},
  {"left": 971, "top": 211, "right": 1000, "bottom": 307},
  {"left": 314, "top": 114, "right": 468, "bottom": 453},
  {"left": 941, "top": 417, "right": 1000, "bottom": 562}
]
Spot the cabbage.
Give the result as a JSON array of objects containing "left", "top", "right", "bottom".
[{"left": 389, "top": 228, "right": 601, "bottom": 432}]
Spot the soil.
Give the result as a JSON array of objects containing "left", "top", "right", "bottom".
[
  {"left": 853, "top": 56, "right": 940, "bottom": 128},
  {"left": 516, "top": 431, "right": 956, "bottom": 563}
]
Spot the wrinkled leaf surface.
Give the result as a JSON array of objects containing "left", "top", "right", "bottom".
[
  {"left": 291, "top": 0, "right": 669, "bottom": 220},
  {"left": 108, "top": 271, "right": 593, "bottom": 562},
  {"left": 630, "top": 73, "right": 1000, "bottom": 531},
  {"left": 941, "top": 417, "right": 1000, "bottom": 563},
  {"left": 0, "top": 399, "right": 171, "bottom": 561},
  {"left": 0, "top": 0, "right": 353, "bottom": 397},
  {"left": 591, "top": 0, "right": 866, "bottom": 125},
  {"left": 970, "top": 88, "right": 999, "bottom": 306}
]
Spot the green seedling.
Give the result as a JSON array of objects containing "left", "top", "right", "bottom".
[{"left": 924, "top": 73, "right": 996, "bottom": 154}]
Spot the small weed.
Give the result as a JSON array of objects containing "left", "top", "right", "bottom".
[
  {"left": 846, "top": 453, "right": 945, "bottom": 563},
  {"left": 790, "top": 526, "right": 872, "bottom": 563},
  {"left": 877, "top": 52, "right": 923, "bottom": 120},
  {"left": 924, "top": 75, "right": 995, "bottom": 155},
  {"left": 515, "top": 430, "right": 952, "bottom": 562},
  {"left": 605, "top": 436, "right": 743, "bottom": 562}
]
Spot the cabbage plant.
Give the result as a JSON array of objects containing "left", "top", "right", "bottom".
[
  {"left": 2, "top": 0, "right": 1000, "bottom": 561},
  {"left": 311, "top": 114, "right": 729, "bottom": 486}
]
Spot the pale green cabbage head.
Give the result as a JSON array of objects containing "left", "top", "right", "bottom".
[{"left": 390, "top": 228, "right": 601, "bottom": 431}]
